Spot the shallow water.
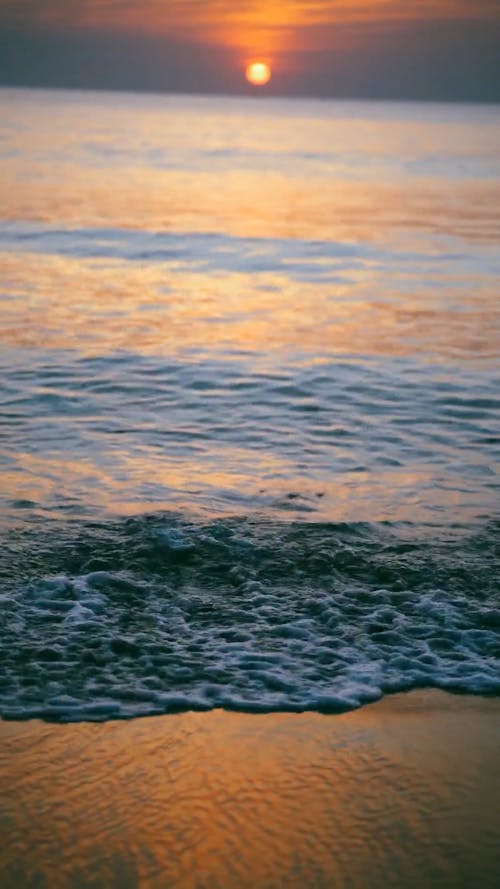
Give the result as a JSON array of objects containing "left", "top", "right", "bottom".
[
  {"left": 2, "top": 694, "right": 500, "bottom": 888},
  {"left": 0, "top": 89, "right": 499, "bottom": 719}
]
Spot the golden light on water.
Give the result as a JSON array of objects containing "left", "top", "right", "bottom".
[
  {"left": 2, "top": 696, "right": 499, "bottom": 887},
  {"left": 245, "top": 61, "right": 271, "bottom": 86},
  {"left": 1, "top": 92, "right": 498, "bottom": 529}
]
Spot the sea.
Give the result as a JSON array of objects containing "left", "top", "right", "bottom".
[{"left": 0, "top": 88, "right": 499, "bottom": 721}]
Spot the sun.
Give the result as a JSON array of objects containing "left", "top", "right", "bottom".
[{"left": 245, "top": 61, "right": 271, "bottom": 86}]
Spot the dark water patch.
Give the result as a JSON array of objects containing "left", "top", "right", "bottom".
[
  {"left": 0, "top": 222, "right": 481, "bottom": 279},
  {"left": 0, "top": 514, "right": 498, "bottom": 721}
]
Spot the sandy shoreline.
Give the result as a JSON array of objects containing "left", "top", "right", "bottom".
[{"left": 1, "top": 690, "right": 499, "bottom": 887}]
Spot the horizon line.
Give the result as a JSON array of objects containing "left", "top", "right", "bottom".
[{"left": 1, "top": 82, "right": 499, "bottom": 108}]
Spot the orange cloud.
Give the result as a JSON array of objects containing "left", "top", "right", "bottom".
[
  {"left": 2, "top": 1, "right": 497, "bottom": 31},
  {"left": 0, "top": 1, "right": 497, "bottom": 58}
]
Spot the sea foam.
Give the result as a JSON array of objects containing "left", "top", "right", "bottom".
[{"left": 1, "top": 516, "right": 498, "bottom": 721}]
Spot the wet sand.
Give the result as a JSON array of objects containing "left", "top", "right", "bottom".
[{"left": 1, "top": 690, "right": 499, "bottom": 888}]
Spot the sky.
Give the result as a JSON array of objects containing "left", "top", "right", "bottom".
[{"left": 0, "top": 1, "right": 499, "bottom": 101}]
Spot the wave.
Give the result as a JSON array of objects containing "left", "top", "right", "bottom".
[
  {"left": 1, "top": 514, "right": 498, "bottom": 721},
  {"left": 0, "top": 221, "right": 471, "bottom": 275}
]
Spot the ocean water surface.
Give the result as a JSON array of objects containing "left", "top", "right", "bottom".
[{"left": 0, "top": 88, "right": 499, "bottom": 720}]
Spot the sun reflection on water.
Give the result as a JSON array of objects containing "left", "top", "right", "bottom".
[{"left": 0, "top": 90, "right": 499, "bottom": 528}]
